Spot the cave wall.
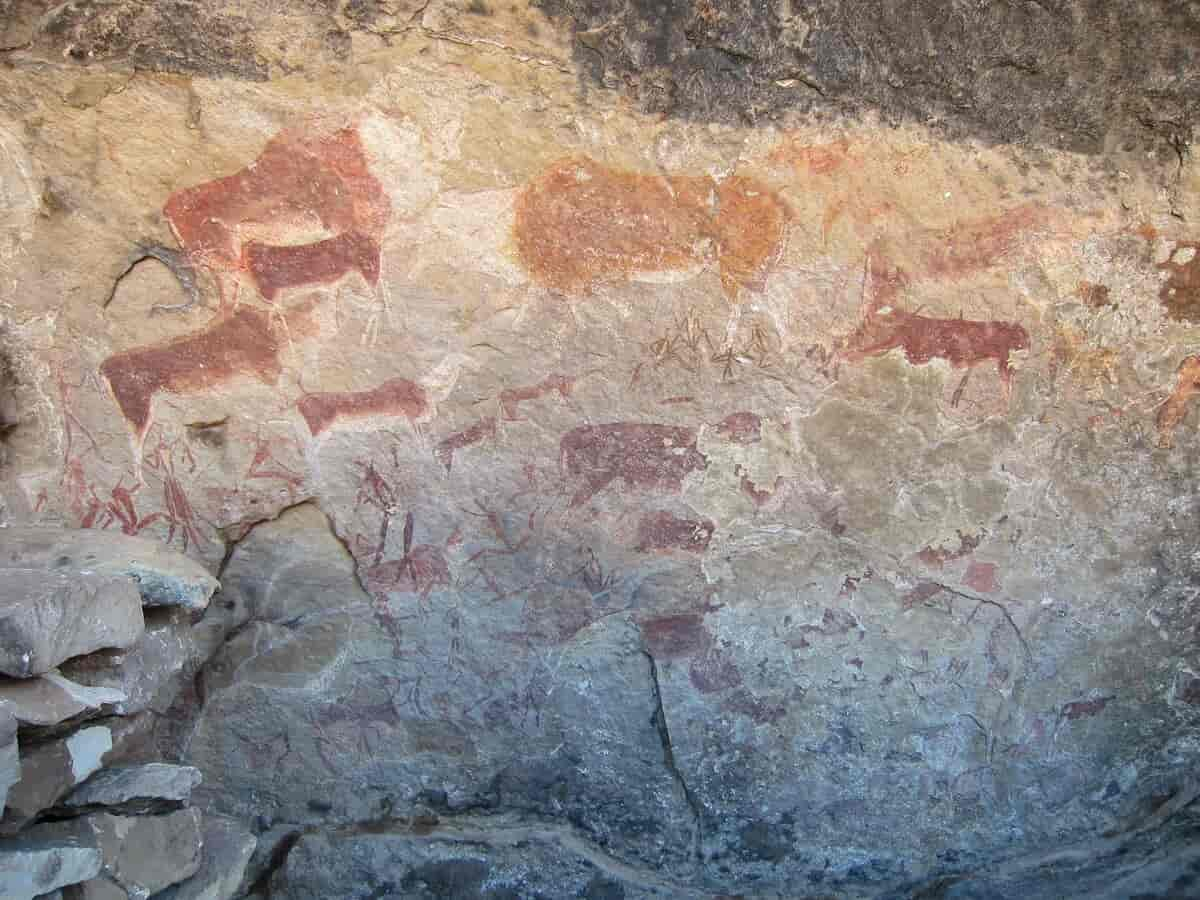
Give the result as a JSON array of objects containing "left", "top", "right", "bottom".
[{"left": 1, "top": 1, "right": 1200, "bottom": 896}]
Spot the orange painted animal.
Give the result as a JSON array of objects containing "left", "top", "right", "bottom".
[{"left": 515, "top": 157, "right": 790, "bottom": 300}]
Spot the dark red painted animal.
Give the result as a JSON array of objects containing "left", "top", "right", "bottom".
[
  {"left": 841, "top": 302, "right": 1029, "bottom": 396},
  {"left": 162, "top": 125, "right": 390, "bottom": 307},
  {"left": 100, "top": 301, "right": 318, "bottom": 440},
  {"left": 435, "top": 417, "right": 497, "bottom": 472},
  {"left": 499, "top": 374, "right": 575, "bottom": 420},
  {"left": 559, "top": 423, "right": 707, "bottom": 507},
  {"left": 298, "top": 377, "right": 427, "bottom": 437}
]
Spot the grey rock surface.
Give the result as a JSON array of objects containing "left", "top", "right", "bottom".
[
  {"left": 0, "top": 710, "right": 17, "bottom": 814},
  {"left": 63, "top": 764, "right": 201, "bottom": 811},
  {"left": 0, "top": 571, "right": 143, "bottom": 678},
  {"left": 61, "top": 877, "right": 126, "bottom": 900},
  {"left": 154, "top": 814, "right": 256, "bottom": 900},
  {"left": 268, "top": 816, "right": 705, "bottom": 900},
  {"left": 0, "top": 834, "right": 102, "bottom": 900},
  {"left": 2, "top": 725, "right": 113, "bottom": 832},
  {"left": 35, "top": 808, "right": 202, "bottom": 900},
  {"left": 61, "top": 610, "right": 203, "bottom": 717},
  {"left": 2, "top": 715, "right": 153, "bottom": 835},
  {"left": 0, "top": 672, "right": 126, "bottom": 727},
  {"left": 0, "top": 528, "right": 219, "bottom": 610}
]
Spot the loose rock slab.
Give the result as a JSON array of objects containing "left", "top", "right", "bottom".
[
  {"left": 0, "top": 528, "right": 219, "bottom": 610},
  {"left": 0, "top": 672, "right": 126, "bottom": 726},
  {"left": 0, "top": 572, "right": 143, "bottom": 678},
  {"left": 64, "top": 763, "right": 201, "bottom": 810},
  {"left": 32, "top": 808, "right": 202, "bottom": 899},
  {"left": 0, "top": 835, "right": 102, "bottom": 900},
  {"left": 61, "top": 610, "right": 202, "bottom": 716},
  {"left": 154, "top": 814, "right": 256, "bottom": 900},
  {"left": 2, "top": 725, "right": 112, "bottom": 831}
]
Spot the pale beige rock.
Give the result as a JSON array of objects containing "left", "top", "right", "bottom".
[
  {"left": 0, "top": 529, "right": 219, "bottom": 611},
  {"left": 0, "top": 572, "right": 143, "bottom": 679}
]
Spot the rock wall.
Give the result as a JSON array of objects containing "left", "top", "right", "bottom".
[{"left": 1, "top": 2, "right": 1199, "bottom": 897}]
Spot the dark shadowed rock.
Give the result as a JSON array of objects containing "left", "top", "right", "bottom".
[{"left": 0, "top": 572, "right": 143, "bottom": 678}]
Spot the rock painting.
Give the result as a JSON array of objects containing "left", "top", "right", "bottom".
[
  {"left": 499, "top": 374, "right": 575, "bottom": 420},
  {"left": 514, "top": 156, "right": 790, "bottom": 299},
  {"left": 840, "top": 295, "right": 1030, "bottom": 397},
  {"left": 1155, "top": 355, "right": 1200, "bottom": 448},
  {"left": 635, "top": 510, "right": 715, "bottom": 553},
  {"left": 363, "top": 512, "right": 451, "bottom": 602},
  {"left": 100, "top": 300, "right": 319, "bottom": 441},
  {"left": 715, "top": 411, "right": 762, "bottom": 444},
  {"left": 298, "top": 378, "right": 427, "bottom": 437},
  {"left": 559, "top": 423, "right": 707, "bottom": 507},
  {"left": 435, "top": 417, "right": 497, "bottom": 472},
  {"left": 919, "top": 203, "right": 1047, "bottom": 281},
  {"left": 163, "top": 125, "right": 391, "bottom": 307},
  {"left": 1158, "top": 242, "right": 1200, "bottom": 322}
]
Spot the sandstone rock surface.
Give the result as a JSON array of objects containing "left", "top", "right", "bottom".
[
  {"left": 0, "top": 572, "right": 143, "bottom": 678},
  {"left": 1, "top": 1, "right": 1199, "bottom": 895}
]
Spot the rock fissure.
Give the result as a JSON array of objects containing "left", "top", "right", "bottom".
[{"left": 641, "top": 647, "right": 705, "bottom": 865}]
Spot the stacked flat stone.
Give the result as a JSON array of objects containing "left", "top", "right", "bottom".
[{"left": 0, "top": 529, "right": 254, "bottom": 900}]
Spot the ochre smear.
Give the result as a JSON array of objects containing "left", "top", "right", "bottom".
[
  {"left": 514, "top": 157, "right": 790, "bottom": 299},
  {"left": 1156, "top": 355, "right": 1200, "bottom": 449},
  {"left": 559, "top": 423, "right": 707, "bottom": 507},
  {"left": 163, "top": 125, "right": 391, "bottom": 305},
  {"left": 100, "top": 302, "right": 318, "bottom": 440},
  {"left": 841, "top": 303, "right": 1030, "bottom": 394},
  {"left": 297, "top": 377, "right": 428, "bottom": 437}
]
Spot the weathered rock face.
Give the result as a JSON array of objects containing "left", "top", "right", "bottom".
[{"left": 1, "top": 1, "right": 1199, "bottom": 896}]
